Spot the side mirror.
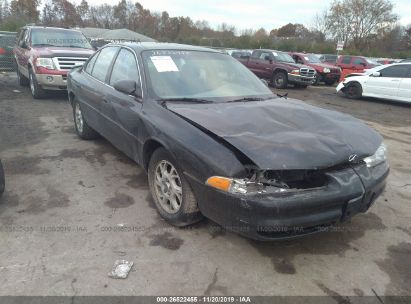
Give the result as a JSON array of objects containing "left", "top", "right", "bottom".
[
  {"left": 370, "top": 71, "right": 381, "bottom": 77},
  {"left": 360, "top": 62, "right": 367, "bottom": 67},
  {"left": 264, "top": 55, "right": 272, "bottom": 63},
  {"left": 113, "top": 80, "right": 142, "bottom": 98}
]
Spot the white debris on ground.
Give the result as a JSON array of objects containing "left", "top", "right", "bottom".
[{"left": 108, "top": 260, "right": 134, "bottom": 279}]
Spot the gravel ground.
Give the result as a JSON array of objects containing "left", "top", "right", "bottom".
[{"left": 0, "top": 72, "right": 410, "bottom": 296}]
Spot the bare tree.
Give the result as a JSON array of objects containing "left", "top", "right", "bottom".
[{"left": 325, "top": 0, "right": 397, "bottom": 50}]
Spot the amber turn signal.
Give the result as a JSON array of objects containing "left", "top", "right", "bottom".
[{"left": 205, "top": 176, "right": 232, "bottom": 192}]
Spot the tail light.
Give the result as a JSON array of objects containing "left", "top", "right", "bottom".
[{"left": 0, "top": 48, "right": 6, "bottom": 55}]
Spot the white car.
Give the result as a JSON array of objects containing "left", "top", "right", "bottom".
[{"left": 336, "top": 63, "right": 411, "bottom": 103}]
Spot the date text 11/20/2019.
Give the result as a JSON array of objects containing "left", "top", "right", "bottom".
[{"left": 156, "top": 297, "right": 251, "bottom": 303}]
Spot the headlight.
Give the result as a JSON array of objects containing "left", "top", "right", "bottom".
[
  {"left": 363, "top": 143, "right": 387, "bottom": 167},
  {"left": 290, "top": 69, "right": 300, "bottom": 75},
  {"left": 323, "top": 68, "right": 331, "bottom": 73},
  {"left": 35, "top": 57, "right": 55, "bottom": 70},
  {"left": 206, "top": 176, "right": 266, "bottom": 194}
]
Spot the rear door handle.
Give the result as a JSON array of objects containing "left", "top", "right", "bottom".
[
  {"left": 391, "top": 79, "right": 400, "bottom": 82},
  {"left": 103, "top": 98, "right": 110, "bottom": 103}
]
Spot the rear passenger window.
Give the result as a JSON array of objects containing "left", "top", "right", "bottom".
[
  {"left": 251, "top": 51, "right": 261, "bottom": 59},
  {"left": 91, "top": 47, "right": 118, "bottom": 82},
  {"left": 353, "top": 57, "right": 365, "bottom": 65},
  {"left": 110, "top": 48, "right": 139, "bottom": 86},
  {"left": 341, "top": 56, "right": 351, "bottom": 64},
  {"left": 85, "top": 53, "right": 98, "bottom": 74}
]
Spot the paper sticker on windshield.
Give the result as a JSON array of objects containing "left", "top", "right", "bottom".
[
  {"left": 272, "top": 52, "right": 278, "bottom": 56},
  {"left": 151, "top": 56, "right": 179, "bottom": 72}
]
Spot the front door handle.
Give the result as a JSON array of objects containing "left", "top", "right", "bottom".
[{"left": 103, "top": 98, "right": 110, "bottom": 104}]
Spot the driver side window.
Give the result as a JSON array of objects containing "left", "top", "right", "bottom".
[
  {"left": 379, "top": 65, "right": 409, "bottom": 78},
  {"left": 110, "top": 48, "right": 140, "bottom": 86},
  {"left": 259, "top": 52, "right": 271, "bottom": 61}
]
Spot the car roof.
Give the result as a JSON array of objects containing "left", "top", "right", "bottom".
[
  {"left": 23, "top": 26, "right": 82, "bottom": 33},
  {"left": 291, "top": 52, "right": 315, "bottom": 56},
  {"left": 103, "top": 42, "right": 220, "bottom": 55}
]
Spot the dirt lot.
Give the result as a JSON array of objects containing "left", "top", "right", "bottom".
[{"left": 0, "top": 72, "right": 410, "bottom": 296}]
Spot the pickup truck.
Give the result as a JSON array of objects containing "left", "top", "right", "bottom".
[
  {"left": 14, "top": 25, "right": 95, "bottom": 99},
  {"left": 290, "top": 52, "right": 341, "bottom": 85},
  {"left": 237, "top": 49, "right": 316, "bottom": 89}
]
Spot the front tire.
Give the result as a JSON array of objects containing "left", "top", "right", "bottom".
[
  {"left": 73, "top": 99, "right": 98, "bottom": 140},
  {"left": 148, "top": 148, "right": 203, "bottom": 227},
  {"left": 343, "top": 82, "right": 362, "bottom": 99},
  {"left": 17, "top": 66, "right": 29, "bottom": 86},
  {"left": 29, "top": 68, "right": 46, "bottom": 99},
  {"left": 272, "top": 71, "right": 288, "bottom": 89}
]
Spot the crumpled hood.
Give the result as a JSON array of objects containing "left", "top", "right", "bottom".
[{"left": 167, "top": 99, "right": 382, "bottom": 170}]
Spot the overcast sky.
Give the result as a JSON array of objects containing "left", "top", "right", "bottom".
[{"left": 73, "top": 0, "right": 411, "bottom": 31}]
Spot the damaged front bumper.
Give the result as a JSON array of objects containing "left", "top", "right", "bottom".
[{"left": 187, "top": 162, "right": 389, "bottom": 240}]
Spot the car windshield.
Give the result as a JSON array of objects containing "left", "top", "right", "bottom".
[
  {"left": 272, "top": 51, "right": 295, "bottom": 63},
  {"left": 304, "top": 54, "right": 321, "bottom": 63},
  {"left": 31, "top": 29, "right": 92, "bottom": 49},
  {"left": 142, "top": 50, "right": 274, "bottom": 101}
]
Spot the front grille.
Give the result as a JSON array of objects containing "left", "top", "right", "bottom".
[
  {"left": 52, "top": 57, "right": 88, "bottom": 71},
  {"left": 300, "top": 68, "right": 316, "bottom": 77}
]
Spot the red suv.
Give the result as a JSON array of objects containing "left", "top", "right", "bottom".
[
  {"left": 14, "top": 26, "right": 95, "bottom": 98},
  {"left": 290, "top": 52, "right": 341, "bottom": 85},
  {"left": 336, "top": 55, "right": 380, "bottom": 72}
]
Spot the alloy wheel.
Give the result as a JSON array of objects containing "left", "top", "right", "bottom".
[
  {"left": 75, "top": 103, "right": 84, "bottom": 133},
  {"left": 153, "top": 160, "right": 183, "bottom": 214}
]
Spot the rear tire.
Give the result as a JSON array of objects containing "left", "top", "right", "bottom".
[
  {"left": 343, "top": 82, "right": 362, "bottom": 99},
  {"left": 148, "top": 148, "right": 203, "bottom": 227},
  {"left": 272, "top": 71, "right": 288, "bottom": 89},
  {"left": 29, "top": 68, "right": 46, "bottom": 99},
  {"left": 73, "top": 99, "right": 98, "bottom": 140},
  {"left": 17, "top": 67, "right": 29, "bottom": 86},
  {"left": 313, "top": 74, "right": 320, "bottom": 85}
]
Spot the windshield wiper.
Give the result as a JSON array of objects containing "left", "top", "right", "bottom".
[
  {"left": 157, "top": 98, "right": 214, "bottom": 107},
  {"left": 32, "top": 44, "right": 56, "bottom": 47},
  {"left": 226, "top": 97, "right": 271, "bottom": 103}
]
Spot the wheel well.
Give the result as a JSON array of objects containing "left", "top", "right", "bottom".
[
  {"left": 272, "top": 69, "right": 287, "bottom": 77},
  {"left": 142, "top": 140, "right": 164, "bottom": 171},
  {"left": 344, "top": 81, "right": 362, "bottom": 90}
]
